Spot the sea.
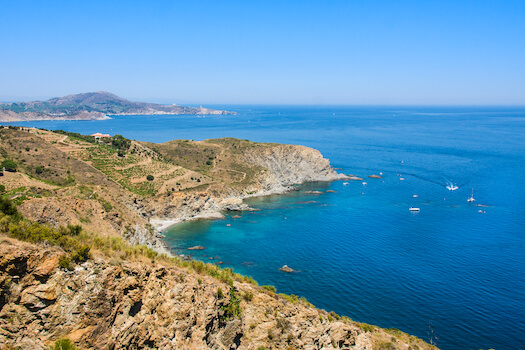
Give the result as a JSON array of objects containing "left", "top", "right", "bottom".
[{"left": 7, "top": 106, "right": 525, "bottom": 350}]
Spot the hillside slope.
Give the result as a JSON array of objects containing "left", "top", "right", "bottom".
[
  {"left": 0, "top": 127, "right": 347, "bottom": 252},
  {"left": 0, "top": 236, "right": 437, "bottom": 350}
]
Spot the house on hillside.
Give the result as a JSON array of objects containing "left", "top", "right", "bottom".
[{"left": 91, "top": 132, "right": 111, "bottom": 141}]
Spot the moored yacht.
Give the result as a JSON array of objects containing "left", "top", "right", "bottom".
[{"left": 467, "top": 188, "right": 475, "bottom": 202}]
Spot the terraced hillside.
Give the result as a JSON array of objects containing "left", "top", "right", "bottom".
[{"left": 0, "top": 127, "right": 346, "bottom": 245}]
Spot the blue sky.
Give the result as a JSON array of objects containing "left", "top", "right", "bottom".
[{"left": 1, "top": 0, "right": 524, "bottom": 105}]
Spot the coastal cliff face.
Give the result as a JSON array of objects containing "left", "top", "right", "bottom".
[
  {"left": 244, "top": 144, "right": 347, "bottom": 194},
  {"left": 0, "top": 237, "right": 436, "bottom": 350}
]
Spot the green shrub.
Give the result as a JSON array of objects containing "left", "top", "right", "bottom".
[
  {"left": 54, "top": 338, "right": 77, "bottom": 350},
  {"left": 99, "top": 199, "right": 113, "bottom": 212},
  {"left": 35, "top": 165, "right": 45, "bottom": 174},
  {"left": 0, "top": 196, "right": 20, "bottom": 219},
  {"left": 242, "top": 291, "right": 254, "bottom": 301},
  {"left": 71, "top": 246, "right": 91, "bottom": 263},
  {"left": 374, "top": 341, "right": 396, "bottom": 350},
  {"left": 146, "top": 175, "right": 154, "bottom": 181},
  {"left": 262, "top": 285, "right": 276, "bottom": 293},
  {"left": 222, "top": 281, "right": 242, "bottom": 319},
  {"left": 58, "top": 255, "right": 72, "bottom": 270},
  {"left": 358, "top": 322, "right": 376, "bottom": 332},
  {"left": 67, "top": 224, "right": 82, "bottom": 236}
]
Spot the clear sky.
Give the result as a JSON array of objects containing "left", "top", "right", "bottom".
[{"left": 1, "top": 0, "right": 524, "bottom": 105}]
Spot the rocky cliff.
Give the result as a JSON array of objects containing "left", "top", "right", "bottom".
[
  {"left": 0, "top": 237, "right": 436, "bottom": 350},
  {"left": 244, "top": 144, "right": 348, "bottom": 194}
]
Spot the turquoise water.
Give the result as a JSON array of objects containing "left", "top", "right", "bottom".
[{"left": 9, "top": 106, "right": 525, "bottom": 350}]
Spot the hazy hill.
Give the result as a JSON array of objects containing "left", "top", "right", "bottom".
[{"left": 0, "top": 91, "right": 235, "bottom": 121}]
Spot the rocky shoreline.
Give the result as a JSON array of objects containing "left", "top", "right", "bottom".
[
  {"left": 149, "top": 174, "right": 346, "bottom": 235},
  {"left": 145, "top": 145, "right": 349, "bottom": 241}
]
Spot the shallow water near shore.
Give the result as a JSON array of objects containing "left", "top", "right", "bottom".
[{"left": 11, "top": 106, "right": 525, "bottom": 350}]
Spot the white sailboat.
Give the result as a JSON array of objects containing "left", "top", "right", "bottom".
[{"left": 467, "top": 188, "right": 475, "bottom": 202}]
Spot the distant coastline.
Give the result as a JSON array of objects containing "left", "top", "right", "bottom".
[{"left": 0, "top": 91, "right": 235, "bottom": 122}]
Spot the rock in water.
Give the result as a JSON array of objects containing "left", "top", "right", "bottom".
[
  {"left": 280, "top": 265, "right": 294, "bottom": 273},
  {"left": 187, "top": 245, "right": 206, "bottom": 250}
]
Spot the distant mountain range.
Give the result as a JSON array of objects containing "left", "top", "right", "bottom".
[{"left": 0, "top": 92, "right": 235, "bottom": 121}]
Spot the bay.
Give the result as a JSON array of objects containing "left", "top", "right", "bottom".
[{"left": 9, "top": 106, "right": 525, "bottom": 350}]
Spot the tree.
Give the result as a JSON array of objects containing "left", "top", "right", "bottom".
[
  {"left": 1, "top": 159, "right": 17, "bottom": 172},
  {"left": 111, "top": 135, "right": 131, "bottom": 150},
  {"left": 146, "top": 175, "right": 154, "bottom": 181}
]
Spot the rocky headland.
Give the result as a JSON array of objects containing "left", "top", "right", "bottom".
[
  {"left": 139, "top": 142, "right": 349, "bottom": 234},
  {"left": 0, "top": 128, "right": 347, "bottom": 255}
]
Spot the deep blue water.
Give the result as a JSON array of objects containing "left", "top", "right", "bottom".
[{"left": 8, "top": 106, "right": 525, "bottom": 350}]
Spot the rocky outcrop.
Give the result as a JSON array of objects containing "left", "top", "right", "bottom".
[
  {"left": 0, "top": 237, "right": 436, "bottom": 350},
  {"left": 244, "top": 144, "right": 347, "bottom": 190},
  {"left": 136, "top": 192, "right": 249, "bottom": 229},
  {"left": 122, "top": 224, "right": 172, "bottom": 256}
]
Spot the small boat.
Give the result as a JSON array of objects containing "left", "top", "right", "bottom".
[
  {"left": 409, "top": 207, "right": 420, "bottom": 212},
  {"left": 343, "top": 182, "right": 349, "bottom": 186},
  {"left": 467, "top": 188, "right": 475, "bottom": 202},
  {"left": 399, "top": 178, "right": 405, "bottom": 181},
  {"left": 446, "top": 182, "right": 459, "bottom": 191},
  {"left": 362, "top": 182, "right": 367, "bottom": 185}
]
